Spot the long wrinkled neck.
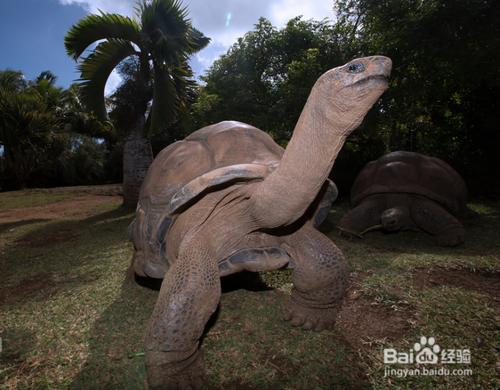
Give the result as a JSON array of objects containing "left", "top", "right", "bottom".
[{"left": 251, "top": 84, "right": 359, "bottom": 228}]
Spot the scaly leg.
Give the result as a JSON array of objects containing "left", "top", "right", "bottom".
[
  {"left": 411, "top": 197, "right": 465, "bottom": 246},
  {"left": 283, "top": 225, "right": 347, "bottom": 330},
  {"left": 144, "top": 234, "right": 220, "bottom": 389}
]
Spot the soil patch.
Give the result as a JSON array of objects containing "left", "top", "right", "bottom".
[
  {"left": 0, "top": 195, "right": 121, "bottom": 223},
  {"left": 0, "top": 272, "right": 97, "bottom": 306},
  {"left": 412, "top": 267, "right": 500, "bottom": 299},
  {"left": 336, "top": 272, "right": 411, "bottom": 349}
]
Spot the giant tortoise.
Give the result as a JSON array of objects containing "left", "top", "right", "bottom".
[
  {"left": 128, "top": 56, "right": 392, "bottom": 388},
  {"left": 338, "top": 151, "right": 467, "bottom": 246}
]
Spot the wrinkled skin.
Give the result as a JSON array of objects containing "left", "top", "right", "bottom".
[
  {"left": 129, "top": 56, "right": 392, "bottom": 389},
  {"left": 339, "top": 151, "right": 467, "bottom": 246}
]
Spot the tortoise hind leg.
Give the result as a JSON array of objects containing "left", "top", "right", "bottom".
[
  {"left": 145, "top": 235, "right": 221, "bottom": 389},
  {"left": 411, "top": 197, "right": 465, "bottom": 246},
  {"left": 283, "top": 225, "right": 347, "bottom": 331}
]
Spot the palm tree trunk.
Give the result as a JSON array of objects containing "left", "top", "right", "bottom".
[{"left": 122, "top": 118, "right": 153, "bottom": 207}]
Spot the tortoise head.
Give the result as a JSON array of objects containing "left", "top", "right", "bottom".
[
  {"left": 312, "top": 56, "right": 392, "bottom": 134},
  {"left": 381, "top": 207, "right": 405, "bottom": 231}
]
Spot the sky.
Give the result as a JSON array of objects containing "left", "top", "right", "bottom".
[{"left": 0, "top": 0, "right": 336, "bottom": 93}]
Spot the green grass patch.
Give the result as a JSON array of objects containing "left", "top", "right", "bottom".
[
  {"left": 1, "top": 188, "right": 499, "bottom": 389},
  {"left": 0, "top": 190, "right": 72, "bottom": 210}
]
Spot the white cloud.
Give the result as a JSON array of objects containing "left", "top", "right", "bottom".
[
  {"left": 59, "top": 0, "right": 337, "bottom": 90},
  {"left": 104, "top": 69, "right": 122, "bottom": 95},
  {"left": 58, "top": 0, "right": 135, "bottom": 16},
  {"left": 60, "top": 0, "right": 336, "bottom": 52},
  {"left": 269, "top": 0, "right": 334, "bottom": 26}
]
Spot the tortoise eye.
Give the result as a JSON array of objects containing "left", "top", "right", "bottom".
[{"left": 347, "top": 63, "right": 365, "bottom": 73}]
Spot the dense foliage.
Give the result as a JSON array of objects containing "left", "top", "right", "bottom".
[
  {"left": 0, "top": 70, "right": 110, "bottom": 190},
  {"left": 335, "top": 0, "right": 500, "bottom": 195},
  {"left": 191, "top": 17, "right": 349, "bottom": 144},
  {"left": 1, "top": 0, "right": 498, "bottom": 197},
  {"left": 193, "top": 0, "right": 500, "bottom": 195}
]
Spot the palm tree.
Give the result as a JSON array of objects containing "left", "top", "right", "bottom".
[
  {"left": 0, "top": 71, "right": 63, "bottom": 188},
  {"left": 64, "top": 0, "right": 210, "bottom": 206}
]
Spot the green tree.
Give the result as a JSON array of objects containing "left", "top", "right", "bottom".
[
  {"left": 192, "top": 17, "right": 350, "bottom": 144},
  {"left": 335, "top": 0, "right": 500, "bottom": 195},
  {"left": 0, "top": 70, "right": 64, "bottom": 188},
  {"left": 61, "top": 83, "right": 114, "bottom": 141},
  {"left": 0, "top": 70, "right": 112, "bottom": 190},
  {"left": 65, "top": 0, "right": 209, "bottom": 206}
]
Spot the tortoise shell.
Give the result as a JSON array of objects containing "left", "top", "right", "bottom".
[
  {"left": 139, "top": 121, "right": 284, "bottom": 212},
  {"left": 351, "top": 151, "right": 467, "bottom": 215},
  {"left": 132, "top": 121, "right": 336, "bottom": 278}
]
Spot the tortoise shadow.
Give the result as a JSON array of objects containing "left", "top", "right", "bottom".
[
  {"left": 70, "top": 271, "right": 273, "bottom": 389},
  {"left": 0, "top": 218, "right": 49, "bottom": 235},
  {"left": 1, "top": 206, "right": 134, "bottom": 283},
  {"left": 134, "top": 271, "right": 272, "bottom": 293},
  {"left": 71, "top": 268, "right": 371, "bottom": 389}
]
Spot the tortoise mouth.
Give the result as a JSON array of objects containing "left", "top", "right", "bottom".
[{"left": 353, "top": 74, "right": 388, "bottom": 88}]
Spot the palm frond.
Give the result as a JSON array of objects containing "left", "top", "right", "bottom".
[
  {"left": 0, "top": 70, "right": 27, "bottom": 92},
  {"left": 187, "top": 27, "right": 210, "bottom": 53},
  {"left": 65, "top": 12, "right": 141, "bottom": 60},
  {"left": 77, "top": 39, "right": 137, "bottom": 118},
  {"left": 140, "top": 0, "right": 192, "bottom": 64},
  {"left": 139, "top": 0, "right": 189, "bottom": 26},
  {"left": 170, "top": 62, "right": 196, "bottom": 108}
]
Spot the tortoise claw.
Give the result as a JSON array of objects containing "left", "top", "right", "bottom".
[
  {"left": 283, "top": 302, "right": 338, "bottom": 331},
  {"left": 146, "top": 351, "right": 206, "bottom": 390}
]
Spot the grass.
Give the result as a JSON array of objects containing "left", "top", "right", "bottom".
[
  {"left": 0, "top": 186, "right": 499, "bottom": 389},
  {"left": 0, "top": 190, "right": 72, "bottom": 211}
]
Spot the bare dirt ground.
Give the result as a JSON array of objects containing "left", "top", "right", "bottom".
[
  {"left": 412, "top": 267, "right": 500, "bottom": 299},
  {"left": 336, "top": 273, "right": 411, "bottom": 350}
]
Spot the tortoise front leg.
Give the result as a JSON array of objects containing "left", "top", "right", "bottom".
[
  {"left": 283, "top": 225, "right": 347, "bottom": 331},
  {"left": 145, "top": 236, "right": 220, "bottom": 389},
  {"left": 338, "top": 195, "right": 386, "bottom": 236},
  {"left": 411, "top": 197, "right": 465, "bottom": 246}
]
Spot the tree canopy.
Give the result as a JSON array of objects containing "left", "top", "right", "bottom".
[
  {"left": 192, "top": 17, "right": 349, "bottom": 144},
  {"left": 2, "top": 0, "right": 498, "bottom": 197},
  {"left": 332, "top": 0, "right": 500, "bottom": 194},
  {"left": 192, "top": 0, "right": 500, "bottom": 195},
  {"left": 0, "top": 70, "right": 109, "bottom": 189}
]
